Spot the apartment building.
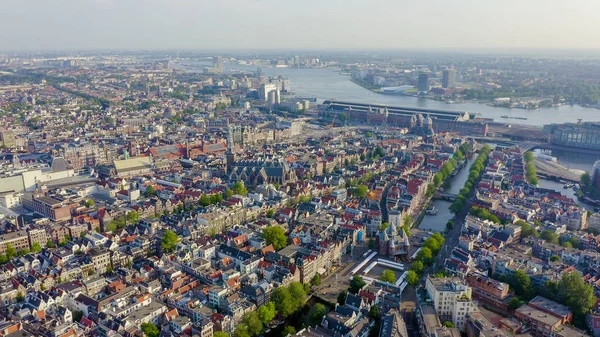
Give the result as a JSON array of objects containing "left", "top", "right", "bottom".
[{"left": 425, "top": 277, "right": 475, "bottom": 332}]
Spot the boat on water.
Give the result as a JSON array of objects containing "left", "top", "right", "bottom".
[
  {"left": 501, "top": 115, "right": 509, "bottom": 118},
  {"left": 514, "top": 117, "right": 528, "bottom": 120},
  {"left": 426, "top": 207, "right": 438, "bottom": 215},
  {"left": 564, "top": 183, "right": 573, "bottom": 189}
]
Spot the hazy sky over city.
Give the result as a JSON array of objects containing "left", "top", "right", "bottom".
[{"left": 2, "top": 0, "right": 599, "bottom": 51}]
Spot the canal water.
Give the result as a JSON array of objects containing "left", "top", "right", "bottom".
[
  {"left": 418, "top": 148, "right": 598, "bottom": 233},
  {"left": 419, "top": 159, "right": 473, "bottom": 232}
]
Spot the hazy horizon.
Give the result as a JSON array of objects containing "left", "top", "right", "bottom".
[{"left": 3, "top": 0, "right": 600, "bottom": 52}]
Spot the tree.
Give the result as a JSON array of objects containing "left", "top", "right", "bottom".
[
  {"left": 338, "top": 290, "right": 348, "bottom": 305},
  {"left": 517, "top": 220, "right": 539, "bottom": 238},
  {"left": 16, "top": 292, "right": 24, "bottom": 303},
  {"left": 562, "top": 242, "right": 573, "bottom": 249},
  {"left": 282, "top": 326, "right": 296, "bottom": 337},
  {"left": 567, "top": 237, "right": 581, "bottom": 249},
  {"left": 355, "top": 185, "right": 368, "bottom": 199},
  {"left": 138, "top": 320, "right": 158, "bottom": 334},
  {"left": 262, "top": 226, "right": 287, "bottom": 250},
  {"left": 310, "top": 274, "right": 322, "bottom": 287},
  {"left": 234, "top": 325, "right": 250, "bottom": 337},
  {"left": 410, "top": 261, "right": 424, "bottom": 275},
  {"left": 540, "top": 230, "right": 559, "bottom": 244},
  {"left": 557, "top": 271, "right": 597, "bottom": 317},
  {"left": 31, "top": 242, "right": 42, "bottom": 253},
  {"left": 127, "top": 210, "right": 140, "bottom": 225},
  {"left": 508, "top": 297, "right": 523, "bottom": 311},
  {"left": 380, "top": 269, "right": 396, "bottom": 284},
  {"left": 243, "top": 312, "right": 263, "bottom": 337},
  {"left": 309, "top": 303, "right": 327, "bottom": 326},
  {"left": 271, "top": 287, "right": 295, "bottom": 317},
  {"left": 368, "top": 305, "right": 381, "bottom": 320},
  {"left": 368, "top": 238, "right": 375, "bottom": 249},
  {"left": 5, "top": 244, "right": 17, "bottom": 259},
  {"left": 378, "top": 222, "right": 390, "bottom": 231},
  {"left": 416, "top": 247, "right": 433, "bottom": 266},
  {"left": 512, "top": 271, "right": 532, "bottom": 298},
  {"left": 144, "top": 185, "right": 157, "bottom": 197},
  {"left": 288, "top": 282, "right": 308, "bottom": 311},
  {"left": 85, "top": 199, "right": 94, "bottom": 207},
  {"left": 423, "top": 238, "right": 442, "bottom": 255},
  {"left": 161, "top": 229, "right": 179, "bottom": 252},
  {"left": 258, "top": 302, "right": 276, "bottom": 324},
  {"left": 266, "top": 209, "right": 275, "bottom": 218},
  {"left": 225, "top": 189, "right": 233, "bottom": 199},
  {"left": 199, "top": 195, "right": 211, "bottom": 207},
  {"left": 18, "top": 249, "right": 29, "bottom": 256},
  {"left": 0, "top": 254, "right": 8, "bottom": 264},
  {"left": 442, "top": 321, "right": 455, "bottom": 328},
  {"left": 210, "top": 193, "right": 223, "bottom": 205},
  {"left": 232, "top": 181, "right": 248, "bottom": 196},
  {"left": 46, "top": 240, "right": 55, "bottom": 248},
  {"left": 214, "top": 332, "right": 229, "bottom": 337},
  {"left": 581, "top": 172, "right": 592, "bottom": 190},
  {"left": 406, "top": 270, "right": 420, "bottom": 286},
  {"left": 72, "top": 310, "right": 84, "bottom": 322},
  {"left": 349, "top": 275, "right": 366, "bottom": 294},
  {"left": 550, "top": 255, "right": 560, "bottom": 262}
]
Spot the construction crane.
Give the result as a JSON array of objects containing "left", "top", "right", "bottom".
[{"left": 329, "top": 114, "right": 337, "bottom": 129}]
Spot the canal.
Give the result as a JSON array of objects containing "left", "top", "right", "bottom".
[{"left": 419, "top": 158, "right": 473, "bottom": 232}]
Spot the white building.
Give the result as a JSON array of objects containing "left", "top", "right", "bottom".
[
  {"left": 425, "top": 277, "right": 474, "bottom": 332},
  {"left": 0, "top": 192, "right": 22, "bottom": 208},
  {"left": 259, "top": 83, "right": 277, "bottom": 101}
]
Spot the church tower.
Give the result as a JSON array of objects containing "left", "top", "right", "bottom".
[{"left": 226, "top": 126, "right": 236, "bottom": 174}]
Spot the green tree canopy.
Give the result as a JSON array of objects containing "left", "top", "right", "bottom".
[
  {"left": 144, "top": 185, "right": 157, "bottom": 197},
  {"left": 232, "top": 181, "right": 248, "bottom": 196},
  {"left": 262, "top": 226, "right": 288, "bottom": 250},
  {"left": 258, "top": 302, "right": 276, "bottom": 324},
  {"left": 199, "top": 195, "right": 211, "bottom": 207},
  {"left": 508, "top": 297, "right": 523, "bottom": 311},
  {"left": 5, "top": 244, "right": 17, "bottom": 259},
  {"left": 288, "top": 282, "right": 308, "bottom": 310},
  {"left": 141, "top": 323, "right": 160, "bottom": 337},
  {"left": 410, "top": 261, "right": 424, "bottom": 275},
  {"left": 540, "top": 230, "right": 559, "bottom": 244},
  {"left": 271, "top": 287, "right": 295, "bottom": 317},
  {"left": 368, "top": 305, "right": 381, "bottom": 320},
  {"left": 243, "top": 312, "right": 263, "bottom": 337},
  {"left": 416, "top": 247, "right": 434, "bottom": 266},
  {"left": 380, "top": 269, "right": 396, "bottom": 284},
  {"left": 161, "top": 229, "right": 179, "bottom": 252},
  {"left": 406, "top": 270, "right": 420, "bottom": 286},
  {"left": 310, "top": 273, "right": 322, "bottom": 287},
  {"left": 309, "top": 303, "right": 327, "bottom": 326},
  {"left": 349, "top": 275, "right": 366, "bottom": 294},
  {"left": 557, "top": 271, "right": 597, "bottom": 317},
  {"left": 31, "top": 242, "right": 42, "bottom": 253},
  {"left": 126, "top": 210, "right": 140, "bottom": 225},
  {"left": 214, "top": 332, "right": 229, "bottom": 337},
  {"left": 282, "top": 326, "right": 296, "bottom": 337},
  {"left": 355, "top": 185, "right": 369, "bottom": 199},
  {"left": 338, "top": 290, "right": 348, "bottom": 305}
]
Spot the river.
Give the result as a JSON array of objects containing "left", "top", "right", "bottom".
[{"left": 181, "top": 61, "right": 600, "bottom": 127}]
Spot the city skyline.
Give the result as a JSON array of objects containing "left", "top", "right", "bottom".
[{"left": 2, "top": 0, "right": 600, "bottom": 51}]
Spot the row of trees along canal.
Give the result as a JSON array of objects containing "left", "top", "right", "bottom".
[{"left": 448, "top": 145, "right": 492, "bottom": 213}]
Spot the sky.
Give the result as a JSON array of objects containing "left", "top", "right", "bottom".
[{"left": 2, "top": 0, "right": 599, "bottom": 51}]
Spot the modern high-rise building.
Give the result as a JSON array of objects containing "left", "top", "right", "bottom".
[
  {"left": 442, "top": 69, "right": 457, "bottom": 89},
  {"left": 213, "top": 56, "right": 223, "bottom": 74},
  {"left": 417, "top": 73, "right": 429, "bottom": 93}
]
